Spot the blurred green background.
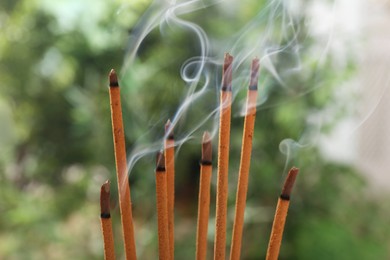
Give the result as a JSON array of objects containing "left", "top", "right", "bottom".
[{"left": 1, "top": 0, "right": 390, "bottom": 259}]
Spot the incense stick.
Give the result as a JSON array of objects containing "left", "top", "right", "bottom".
[
  {"left": 266, "top": 167, "right": 299, "bottom": 260},
  {"left": 108, "top": 69, "right": 137, "bottom": 260},
  {"left": 155, "top": 151, "right": 170, "bottom": 260},
  {"left": 196, "top": 131, "right": 213, "bottom": 260},
  {"left": 100, "top": 180, "right": 116, "bottom": 260},
  {"left": 214, "top": 53, "right": 233, "bottom": 260},
  {"left": 165, "top": 119, "right": 175, "bottom": 260},
  {"left": 229, "top": 58, "right": 260, "bottom": 260}
]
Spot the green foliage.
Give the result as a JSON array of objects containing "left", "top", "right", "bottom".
[{"left": 1, "top": 0, "right": 389, "bottom": 259}]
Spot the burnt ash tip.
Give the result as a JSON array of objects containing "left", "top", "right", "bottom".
[
  {"left": 249, "top": 57, "right": 260, "bottom": 90},
  {"left": 102, "top": 180, "right": 110, "bottom": 193},
  {"left": 224, "top": 52, "right": 233, "bottom": 65},
  {"left": 156, "top": 151, "right": 166, "bottom": 172},
  {"left": 165, "top": 119, "right": 174, "bottom": 140},
  {"left": 222, "top": 53, "right": 233, "bottom": 92},
  {"left": 109, "top": 69, "right": 119, "bottom": 87},
  {"left": 280, "top": 167, "right": 299, "bottom": 200},
  {"left": 100, "top": 180, "right": 111, "bottom": 216},
  {"left": 201, "top": 131, "right": 212, "bottom": 163},
  {"left": 202, "top": 131, "right": 212, "bottom": 143},
  {"left": 100, "top": 213, "right": 111, "bottom": 218}
]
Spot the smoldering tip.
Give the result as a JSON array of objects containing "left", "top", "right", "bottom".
[
  {"left": 222, "top": 53, "right": 233, "bottom": 92},
  {"left": 103, "top": 180, "right": 110, "bottom": 193},
  {"left": 224, "top": 52, "right": 233, "bottom": 65},
  {"left": 100, "top": 180, "right": 111, "bottom": 218},
  {"left": 249, "top": 57, "right": 260, "bottom": 90},
  {"left": 280, "top": 167, "right": 299, "bottom": 200},
  {"left": 202, "top": 131, "right": 212, "bottom": 143},
  {"left": 109, "top": 69, "right": 119, "bottom": 87},
  {"left": 165, "top": 119, "right": 174, "bottom": 140},
  {"left": 156, "top": 151, "right": 166, "bottom": 172},
  {"left": 201, "top": 131, "right": 212, "bottom": 164}
]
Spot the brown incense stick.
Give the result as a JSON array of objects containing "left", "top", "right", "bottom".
[
  {"left": 100, "top": 180, "right": 116, "bottom": 260},
  {"left": 266, "top": 167, "right": 299, "bottom": 260},
  {"left": 164, "top": 119, "right": 175, "bottom": 260},
  {"left": 155, "top": 151, "right": 170, "bottom": 260},
  {"left": 108, "top": 69, "right": 137, "bottom": 260},
  {"left": 214, "top": 53, "right": 233, "bottom": 260},
  {"left": 196, "top": 131, "right": 213, "bottom": 260},
  {"left": 230, "top": 58, "right": 260, "bottom": 260}
]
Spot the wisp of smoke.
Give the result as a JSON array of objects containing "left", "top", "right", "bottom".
[{"left": 117, "top": 0, "right": 354, "bottom": 177}]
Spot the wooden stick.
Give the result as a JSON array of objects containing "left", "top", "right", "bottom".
[
  {"left": 164, "top": 119, "right": 175, "bottom": 260},
  {"left": 229, "top": 58, "right": 260, "bottom": 260},
  {"left": 155, "top": 151, "right": 170, "bottom": 260},
  {"left": 196, "top": 131, "right": 213, "bottom": 260},
  {"left": 266, "top": 167, "right": 299, "bottom": 260},
  {"left": 100, "top": 180, "right": 116, "bottom": 260},
  {"left": 214, "top": 53, "right": 233, "bottom": 260},
  {"left": 108, "top": 69, "right": 137, "bottom": 260}
]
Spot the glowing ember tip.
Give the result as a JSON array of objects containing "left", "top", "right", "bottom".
[
  {"left": 202, "top": 131, "right": 212, "bottom": 163},
  {"left": 156, "top": 151, "right": 166, "bottom": 171},
  {"left": 109, "top": 69, "right": 119, "bottom": 87},
  {"left": 281, "top": 167, "right": 299, "bottom": 199},
  {"left": 100, "top": 180, "right": 111, "bottom": 217}
]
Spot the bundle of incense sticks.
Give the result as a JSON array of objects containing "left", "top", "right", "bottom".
[{"left": 99, "top": 55, "right": 300, "bottom": 260}]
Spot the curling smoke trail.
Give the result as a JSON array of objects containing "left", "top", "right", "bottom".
[{"left": 120, "top": 0, "right": 313, "bottom": 176}]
